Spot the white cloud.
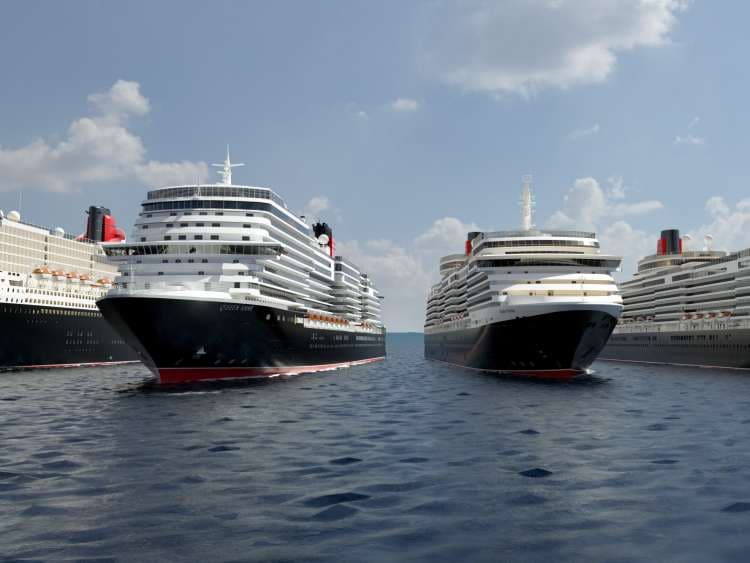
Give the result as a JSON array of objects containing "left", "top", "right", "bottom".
[
  {"left": 337, "top": 217, "right": 479, "bottom": 331},
  {"left": 0, "top": 80, "right": 207, "bottom": 193},
  {"left": 606, "top": 176, "right": 627, "bottom": 200},
  {"left": 415, "top": 217, "right": 480, "bottom": 253},
  {"left": 391, "top": 98, "right": 421, "bottom": 112},
  {"left": 684, "top": 196, "right": 750, "bottom": 252},
  {"left": 548, "top": 177, "right": 662, "bottom": 231},
  {"left": 136, "top": 161, "right": 209, "bottom": 188},
  {"left": 674, "top": 115, "right": 706, "bottom": 146},
  {"left": 548, "top": 177, "right": 606, "bottom": 230},
  {"left": 674, "top": 133, "right": 705, "bottom": 146},
  {"left": 547, "top": 176, "right": 664, "bottom": 276},
  {"left": 87, "top": 79, "right": 150, "bottom": 118},
  {"left": 425, "top": 0, "right": 687, "bottom": 96},
  {"left": 301, "top": 196, "right": 331, "bottom": 221},
  {"left": 599, "top": 220, "right": 655, "bottom": 278},
  {"left": 567, "top": 123, "right": 600, "bottom": 140},
  {"left": 610, "top": 200, "right": 664, "bottom": 216}
]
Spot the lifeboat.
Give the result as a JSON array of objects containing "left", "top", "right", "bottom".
[
  {"left": 695, "top": 313, "right": 705, "bottom": 319},
  {"left": 52, "top": 270, "right": 65, "bottom": 277},
  {"left": 708, "top": 312, "right": 717, "bottom": 318},
  {"left": 721, "top": 311, "right": 733, "bottom": 317},
  {"left": 97, "top": 277, "right": 113, "bottom": 285},
  {"left": 66, "top": 271, "right": 79, "bottom": 280},
  {"left": 33, "top": 267, "right": 44, "bottom": 274},
  {"left": 79, "top": 274, "right": 92, "bottom": 282}
]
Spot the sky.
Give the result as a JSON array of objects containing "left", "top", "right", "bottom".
[{"left": 1, "top": 0, "right": 750, "bottom": 331}]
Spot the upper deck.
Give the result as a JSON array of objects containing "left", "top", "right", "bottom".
[{"left": 146, "top": 184, "right": 288, "bottom": 209}]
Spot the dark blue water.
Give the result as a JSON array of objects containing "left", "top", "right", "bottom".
[{"left": 3, "top": 334, "right": 750, "bottom": 562}]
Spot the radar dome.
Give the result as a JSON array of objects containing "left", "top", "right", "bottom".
[
  {"left": 317, "top": 233, "right": 330, "bottom": 246},
  {"left": 53, "top": 227, "right": 65, "bottom": 237},
  {"left": 7, "top": 210, "right": 20, "bottom": 222}
]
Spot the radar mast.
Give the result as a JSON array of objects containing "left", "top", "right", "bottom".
[
  {"left": 212, "top": 146, "right": 245, "bottom": 185},
  {"left": 520, "top": 175, "right": 535, "bottom": 231}
]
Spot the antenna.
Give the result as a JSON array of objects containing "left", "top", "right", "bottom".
[
  {"left": 211, "top": 145, "right": 245, "bottom": 185},
  {"left": 520, "top": 174, "right": 535, "bottom": 231}
]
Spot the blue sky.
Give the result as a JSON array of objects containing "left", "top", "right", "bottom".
[{"left": 1, "top": 1, "right": 749, "bottom": 330}]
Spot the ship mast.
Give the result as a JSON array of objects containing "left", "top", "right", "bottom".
[
  {"left": 212, "top": 146, "right": 245, "bottom": 186},
  {"left": 520, "top": 174, "right": 535, "bottom": 231}
]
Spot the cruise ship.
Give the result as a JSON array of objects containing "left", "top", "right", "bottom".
[
  {"left": 601, "top": 229, "right": 750, "bottom": 368},
  {"left": 424, "top": 177, "right": 623, "bottom": 378},
  {"left": 97, "top": 151, "right": 386, "bottom": 384},
  {"left": 0, "top": 206, "right": 139, "bottom": 369}
]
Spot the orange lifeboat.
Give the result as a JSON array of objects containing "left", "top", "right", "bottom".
[
  {"left": 97, "top": 277, "right": 113, "bottom": 285},
  {"left": 52, "top": 270, "right": 65, "bottom": 277}
]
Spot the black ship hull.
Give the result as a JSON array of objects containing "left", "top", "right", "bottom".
[
  {"left": 97, "top": 296, "right": 386, "bottom": 383},
  {"left": 601, "top": 327, "right": 750, "bottom": 369},
  {"left": 424, "top": 310, "right": 618, "bottom": 379},
  {"left": 0, "top": 303, "right": 139, "bottom": 369}
]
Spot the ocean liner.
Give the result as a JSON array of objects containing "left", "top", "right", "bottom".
[
  {"left": 601, "top": 229, "right": 750, "bottom": 368},
  {"left": 0, "top": 206, "right": 139, "bottom": 369},
  {"left": 424, "top": 177, "right": 623, "bottom": 378},
  {"left": 97, "top": 150, "right": 386, "bottom": 384}
]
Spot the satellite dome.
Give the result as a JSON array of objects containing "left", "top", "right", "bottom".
[
  {"left": 53, "top": 227, "right": 65, "bottom": 237},
  {"left": 7, "top": 210, "right": 20, "bottom": 222},
  {"left": 317, "top": 233, "right": 330, "bottom": 246}
]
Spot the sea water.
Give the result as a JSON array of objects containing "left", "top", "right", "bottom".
[{"left": 2, "top": 333, "right": 750, "bottom": 562}]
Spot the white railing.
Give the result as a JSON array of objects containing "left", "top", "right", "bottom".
[{"left": 615, "top": 317, "right": 750, "bottom": 333}]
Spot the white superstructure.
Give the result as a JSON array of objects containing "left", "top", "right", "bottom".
[
  {"left": 424, "top": 179, "right": 623, "bottom": 333},
  {"left": 0, "top": 211, "right": 117, "bottom": 312},
  {"left": 103, "top": 152, "right": 383, "bottom": 332},
  {"left": 614, "top": 230, "right": 750, "bottom": 334}
]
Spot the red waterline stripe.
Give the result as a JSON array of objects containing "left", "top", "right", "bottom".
[
  {"left": 429, "top": 359, "right": 585, "bottom": 380},
  {"left": 158, "top": 356, "right": 386, "bottom": 384}
]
